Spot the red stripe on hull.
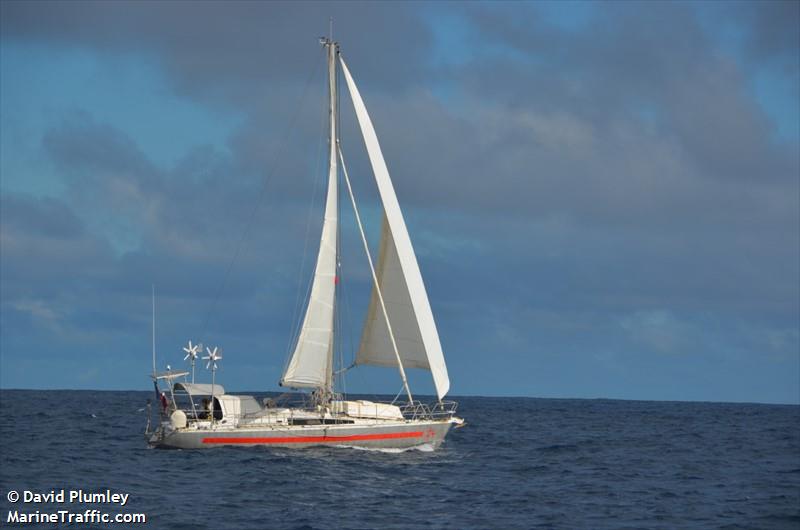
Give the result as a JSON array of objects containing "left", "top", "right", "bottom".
[{"left": 201, "top": 431, "right": 425, "bottom": 445}]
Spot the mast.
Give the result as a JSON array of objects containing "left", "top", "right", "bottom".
[
  {"left": 323, "top": 35, "right": 338, "bottom": 395},
  {"left": 280, "top": 36, "right": 339, "bottom": 395}
]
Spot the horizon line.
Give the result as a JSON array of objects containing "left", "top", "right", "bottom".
[{"left": 0, "top": 386, "right": 797, "bottom": 407}]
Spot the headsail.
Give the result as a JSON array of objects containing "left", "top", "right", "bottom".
[
  {"left": 339, "top": 56, "right": 450, "bottom": 400},
  {"left": 281, "top": 41, "right": 338, "bottom": 391}
]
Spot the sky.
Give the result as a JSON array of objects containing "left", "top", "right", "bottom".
[{"left": 1, "top": 1, "right": 798, "bottom": 404}]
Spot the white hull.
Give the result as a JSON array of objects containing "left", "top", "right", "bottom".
[{"left": 149, "top": 417, "right": 457, "bottom": 450}]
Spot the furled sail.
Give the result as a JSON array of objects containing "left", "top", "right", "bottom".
[
  {"left": 281, "top": 43, "right": 338, "bottom": 390},
  {"left": 339, "top": 56, "right": 450, "bottom": 400}
]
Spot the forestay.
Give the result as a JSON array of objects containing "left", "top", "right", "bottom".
[{"left": 339, "top": 56, "right": 450, "bottom": 400}]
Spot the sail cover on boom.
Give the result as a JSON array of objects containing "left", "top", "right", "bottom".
[{"left": 339, "top": 56, "right": 450, "bottom": 401}]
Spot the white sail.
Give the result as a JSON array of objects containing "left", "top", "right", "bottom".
[
  {"left": 357, "top": 216, "right": 430, "bottom": 371},
  {"left": 339, "top": 56, "right": 450, "bottom": 400},
  {"left": 281, "top": 43, "right": 338, "bottom": 390}
]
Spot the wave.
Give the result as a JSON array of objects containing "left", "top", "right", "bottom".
[{"left": 338, "top": 442, "right": 436, "bottom": 454}]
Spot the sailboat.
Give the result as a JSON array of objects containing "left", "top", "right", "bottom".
[{"left": 146, "top": 36, "right": 463, "bottom": 450}]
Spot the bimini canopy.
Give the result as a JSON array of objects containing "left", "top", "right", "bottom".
[{"left": 173, "top": 382, "right": 225, "bottom": 396}]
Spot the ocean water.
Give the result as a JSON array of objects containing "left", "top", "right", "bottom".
[{"left": 0, "top": 390, "right": 798, "bottom": 529}]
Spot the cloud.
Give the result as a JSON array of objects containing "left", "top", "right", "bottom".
[
  {"left": 729, "top": 0, "right": 800, "bottom": 66},
  {"left": 0, "top": 1, "right": 434, "bottom": 107},
  {"left": 0, "top": 1, "right": 797, "bottom": 401},
  {"left": 619, "top": 309, "right": 697, "bottom": 355}
]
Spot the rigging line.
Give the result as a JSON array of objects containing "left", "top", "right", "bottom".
[
  {"left": 284, "top": 59, "right": 330, "bottom": 363},
  {"left": 334, "top": 55, "right": 348, "bottom": 398},
  {"left": 333, "top": 362, "right": 356, "bottom": 376},
  {"left": 338, "top": 142, "right": 414, "bottom": 404},
  {"left": 391, "top": 385, "right": 404, "bottom": 406},
  {"left": 199, "top": 50, "right": 323, "bottom": 340},
  {"left": 336, "top": 239, "right": 356, "bottom": 393},
  {"left": 337, "top": 55, "right": 350, "bottom": 399},
  {"left": 341, "top": 271, "right": 354, "bottom": 396},
  {"left": 151, "top": 284, "right": 156, "bottom": 376},
  {"left": 336, "top": 272, "right": 353, "bottom": 397},
  {"left": 332, "top": 44, "right": 342, "bottom": 396},
  {"left": 285, "top": 259, "right": 315, "bottom": 369},
  {"left": 333, "top": 53, "right": 356, "bottom": 392},
  {"left": 334, "top": 263, "right": 345, "bottom": 394}
]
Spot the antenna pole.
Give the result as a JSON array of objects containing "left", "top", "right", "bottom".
[{"left": 151, "top": 285, "right": 156, "bottom": 376}]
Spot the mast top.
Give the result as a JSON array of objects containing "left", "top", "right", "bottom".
[
  {"left": 319, "top": 36, "right": 338, "bottom": 49},
  {"left": 320, "top": 19, "right": 337, "bottom": 49}
]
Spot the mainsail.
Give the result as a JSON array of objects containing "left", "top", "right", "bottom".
[
  {"left": 339, "top": 56, "right": 450, "bottom": 401},
  {"left": 281, "top": 42, "right": 338, "bottom": 391}
]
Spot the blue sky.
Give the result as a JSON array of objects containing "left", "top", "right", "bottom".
[{"left": 1, "top": 1, "right": 798, "bottom": 404}]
